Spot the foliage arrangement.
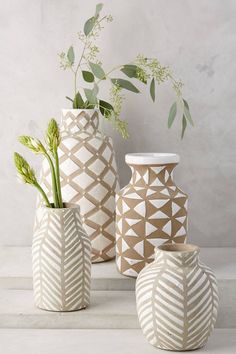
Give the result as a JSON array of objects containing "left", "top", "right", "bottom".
[
  {"left": 59, "top": 3, "right": 193, "bottom": 139},
  {"left": 14, "top": 119, "right": 63, "bottom": 208}
]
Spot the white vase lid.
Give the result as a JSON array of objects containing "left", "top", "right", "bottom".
[{"left": 125, "top": 153, "right": 180, "bottom": 165}]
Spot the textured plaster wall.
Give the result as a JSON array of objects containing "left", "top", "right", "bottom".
[{"left": 0, "top": 0, "right": 235, "bottom": 246}]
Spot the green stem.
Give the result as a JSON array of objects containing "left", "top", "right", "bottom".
[
  {"left": 45, "top": 152, "right": 60, "bottom": 208},
  {"left": 96, "top": 64, "right": 124, "bottom": 86},
  {"left": 74, "top": 73, "right": 77, "bottom": 100},
  {"left": 54, "top": 150, "right": 63, "bottom": 208},
  {"left": 73, "top": 38, "right": 88, "bottom": 99},
  {"left": 34, "top": 182, "right": 51, "bottom": 208}
]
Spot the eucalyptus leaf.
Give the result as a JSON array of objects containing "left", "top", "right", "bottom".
[
  {"left": 111, "top": 78, "right": 140, "bottom": 93},
  {"left": 120, "top": 64, "right": 138, "bottom": 78},
  {"left": 89, "top": 62, "right": 106, "bottom": 79},
  {"left": 73, "top": 100, "right": 77, "bottom": 109},
  {"left": 168, "top": 102, "right": 177, "bottom": 128},
  {"left": 67, "top": 46, "right": 74, "bottom": 65},
  {"left": 95, "top": 3, "right": 103, "bottom": 17},
  {"left": 150, "top": 78, "right": 155, "bottom": 102},
  {"left": 121, "top": 65, "right": 146, "bottom": 83},
  {"left": 73, "top": 91, "right": 84, "bottom": 108},
  {"left": 66, "top": 96, "right": 74, "bottom": 103},
  {"left": 99, "top": 99, "right": 113, "bottom": 118},
  {"left": 183, "top": 99, "right": 194, "bottom": 126},
  {"left": 84, "top": 100, "right": 95, "bottom": 109},
  {"left": 84, "top": 17, "right": 95, "bottom": 36},
  {"left": 82, "top": 70, "right": 94, "bottom": 83},
  {"left": 84, "top": 88, "right": 98, "bottom": 105},
  {"left": 181, "top": 115, "right": 187, "bottom": 139}
]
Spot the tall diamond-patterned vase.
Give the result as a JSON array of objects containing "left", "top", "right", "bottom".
[
  {"left": 33, "top": 203, "right": 91, "bottom": 311},
  {"left": 37, "top": 109, "right": 120, "bottom": 263},
  {"left": 116, "top": 153, "right": 188, "bottom": 277},
  {"left": 136, "top": 244, "right": 219, "bottom": 351}
]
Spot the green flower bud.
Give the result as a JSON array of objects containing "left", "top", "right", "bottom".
[
  {"left": 18, "top": 136, "right": 46, "bottom": 155},
  {"left": 46, "top": 118, "right": 61, "bottom": 153},
  {"left": 14, "top": 152, "right": 37, "bottom": 185}
]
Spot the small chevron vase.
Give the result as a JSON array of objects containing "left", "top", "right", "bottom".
[
  {"left": 136, "top": 244, "right": 219, "bottom": 351},
  {"left": 116, "top": 153, "right": 188, "bottom": 277},
  {"left": 32, "top": 203, "right": 91, "bottom": 312},
  {"left": 36, "top": 109, "right": 120, "bottom": 263}
]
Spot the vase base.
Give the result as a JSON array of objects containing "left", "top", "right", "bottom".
[
  {"left": 153, "top": 344, "right": 205, "bottom": 352},
  {"left": 92, "top": 254, "right": 115, "bottom": 263},
  {"left": 35, "top": 304, "right": 89, "bottom": 312}
]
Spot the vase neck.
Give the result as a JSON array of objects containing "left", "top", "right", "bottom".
[
  {"left": 129, "top": 163, "right": 177, "bottom": 187},
  {"left": 61, "top": 109, "right": 99, "bottom": 134},
  {"left": 155, "top": 244, "right": 200, "bottom": 268}
]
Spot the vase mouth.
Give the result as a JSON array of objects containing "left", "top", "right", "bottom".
[
  {"left": 43, "top": 203, "right": 80, "bottom": 211},
  {"left": 156, "top": 243, "right": 199, "bottom": 254},
  {"left": 62, "top": 108, "right": 99, "bottom": 114},
  {"left": 125, "top": 153, "right": 179, "bottom": 165}
]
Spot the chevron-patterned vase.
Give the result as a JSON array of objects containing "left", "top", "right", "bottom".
[
  {"left": 36, "top": 109, "right": 120, "bottom": 263},
  {"left": 116, "top": 153, "right": 188, "bottom": 277},
  {"left": 136, "top": 244, "right": 219, "bottom": 351},
  {"left": 32, "top": 203, "right": 91, "bottom": 312}
]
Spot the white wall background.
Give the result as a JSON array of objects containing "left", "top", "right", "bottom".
[{"left": 0, "top": 0, "right": 235, "bottom": 247}]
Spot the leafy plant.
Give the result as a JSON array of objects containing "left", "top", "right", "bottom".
[
  {"left": 14, "top": 119, "right": 63, "bottom": 208},
  {"left": 59, "top": 3, "right": 193, "bottom": 139}
]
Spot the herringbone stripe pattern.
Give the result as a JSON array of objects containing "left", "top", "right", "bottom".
[
  {"left": 136, "top": 246, "right": 219, "bottom": 351},
  {"left": 35, "top": 109, "right": 119, "bottom": 263},
  {"left": 116, "top": 163, "right": 188, "bottom": 277},
  {"left": 33, "top": 204, "right": 91, "bottom": 311}
]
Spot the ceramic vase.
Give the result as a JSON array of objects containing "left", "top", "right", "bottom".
[
  {"left": 136, "top": 244, "right": 219, "bottom": 351},
  {"left": 32, "top": 203, "right": 91, "bottom": 312},
  {"left": 116, "top": 153, "right": 188, "bottom": 277},
  {"left": 36, "top": 109, "right": 120, "bottom": 263}
]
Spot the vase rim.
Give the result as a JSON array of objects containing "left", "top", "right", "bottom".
[
  {"left": 43, "top": 202, "right": 80, "bottom": 211},
  {"left": 62, "top": 108, "right": 99, "bottom": 113},
  {"left": 125, "top": 153, "right": 180, "bottom": 165},
  {"left": 156, "top": 243, "right": 199, "bottom": 254}
]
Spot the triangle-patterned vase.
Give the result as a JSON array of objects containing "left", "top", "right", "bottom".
[{"left": 116, "top": 153, "right": 188, "bottom": 277}]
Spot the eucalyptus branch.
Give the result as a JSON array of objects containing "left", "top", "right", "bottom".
[
  {"left": 59, "top": 3, "right": 193, "bottom": 139},
  {"left": 96, "top": 65, "right": 124, "bottom": 85},
  {"left": 74, "top": 39, "right": 88, "bottom": 96}
]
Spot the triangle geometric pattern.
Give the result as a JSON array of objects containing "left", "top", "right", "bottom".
[
  {"left": 35, "top": 110, "right": 120, "bottom": 263},
  {"left": 116, "top": 163, "right": 188, "bottom": 277}
]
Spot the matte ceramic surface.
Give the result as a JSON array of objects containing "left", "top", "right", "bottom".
[
  {"left": 116, "top": 155, "right": 188, "bottom": 277},
  {"left": 136, "top": 244, "right": 219, "bottom": 351},
  {"left": 32, "top": 203, "right": 91, "bottom": 312},
  {"left": 36, "top": 109, "right": 120, "bottom": 263}
]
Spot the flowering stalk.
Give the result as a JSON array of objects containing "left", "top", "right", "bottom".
[
  {"left": 44, "top": 152, "right": 60, "bottom": 208},
  {"left": 34, "top": 181, "right": 51, "bottom": 208},
  {"left": 46, "top": 119, "right": 63, "bottom": 208},
  {"left": 14, "top": 153, "right": 51, "bottom": 208},
  {"left": 18, "top": 134, "right": 60, "bottom": 208}
]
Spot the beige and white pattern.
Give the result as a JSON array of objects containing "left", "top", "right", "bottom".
[
  {"left": 116, "top": 153, "right": 188, "bottom": 277},
  {"left": 33, "top": 203, "right": 91, "bottom": 312},
  {"left": 36, "top": 109, "right": 120, "bottom": 263},
  {"left": 136, "top": 244, "right": 219, "bottom": 351}
]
